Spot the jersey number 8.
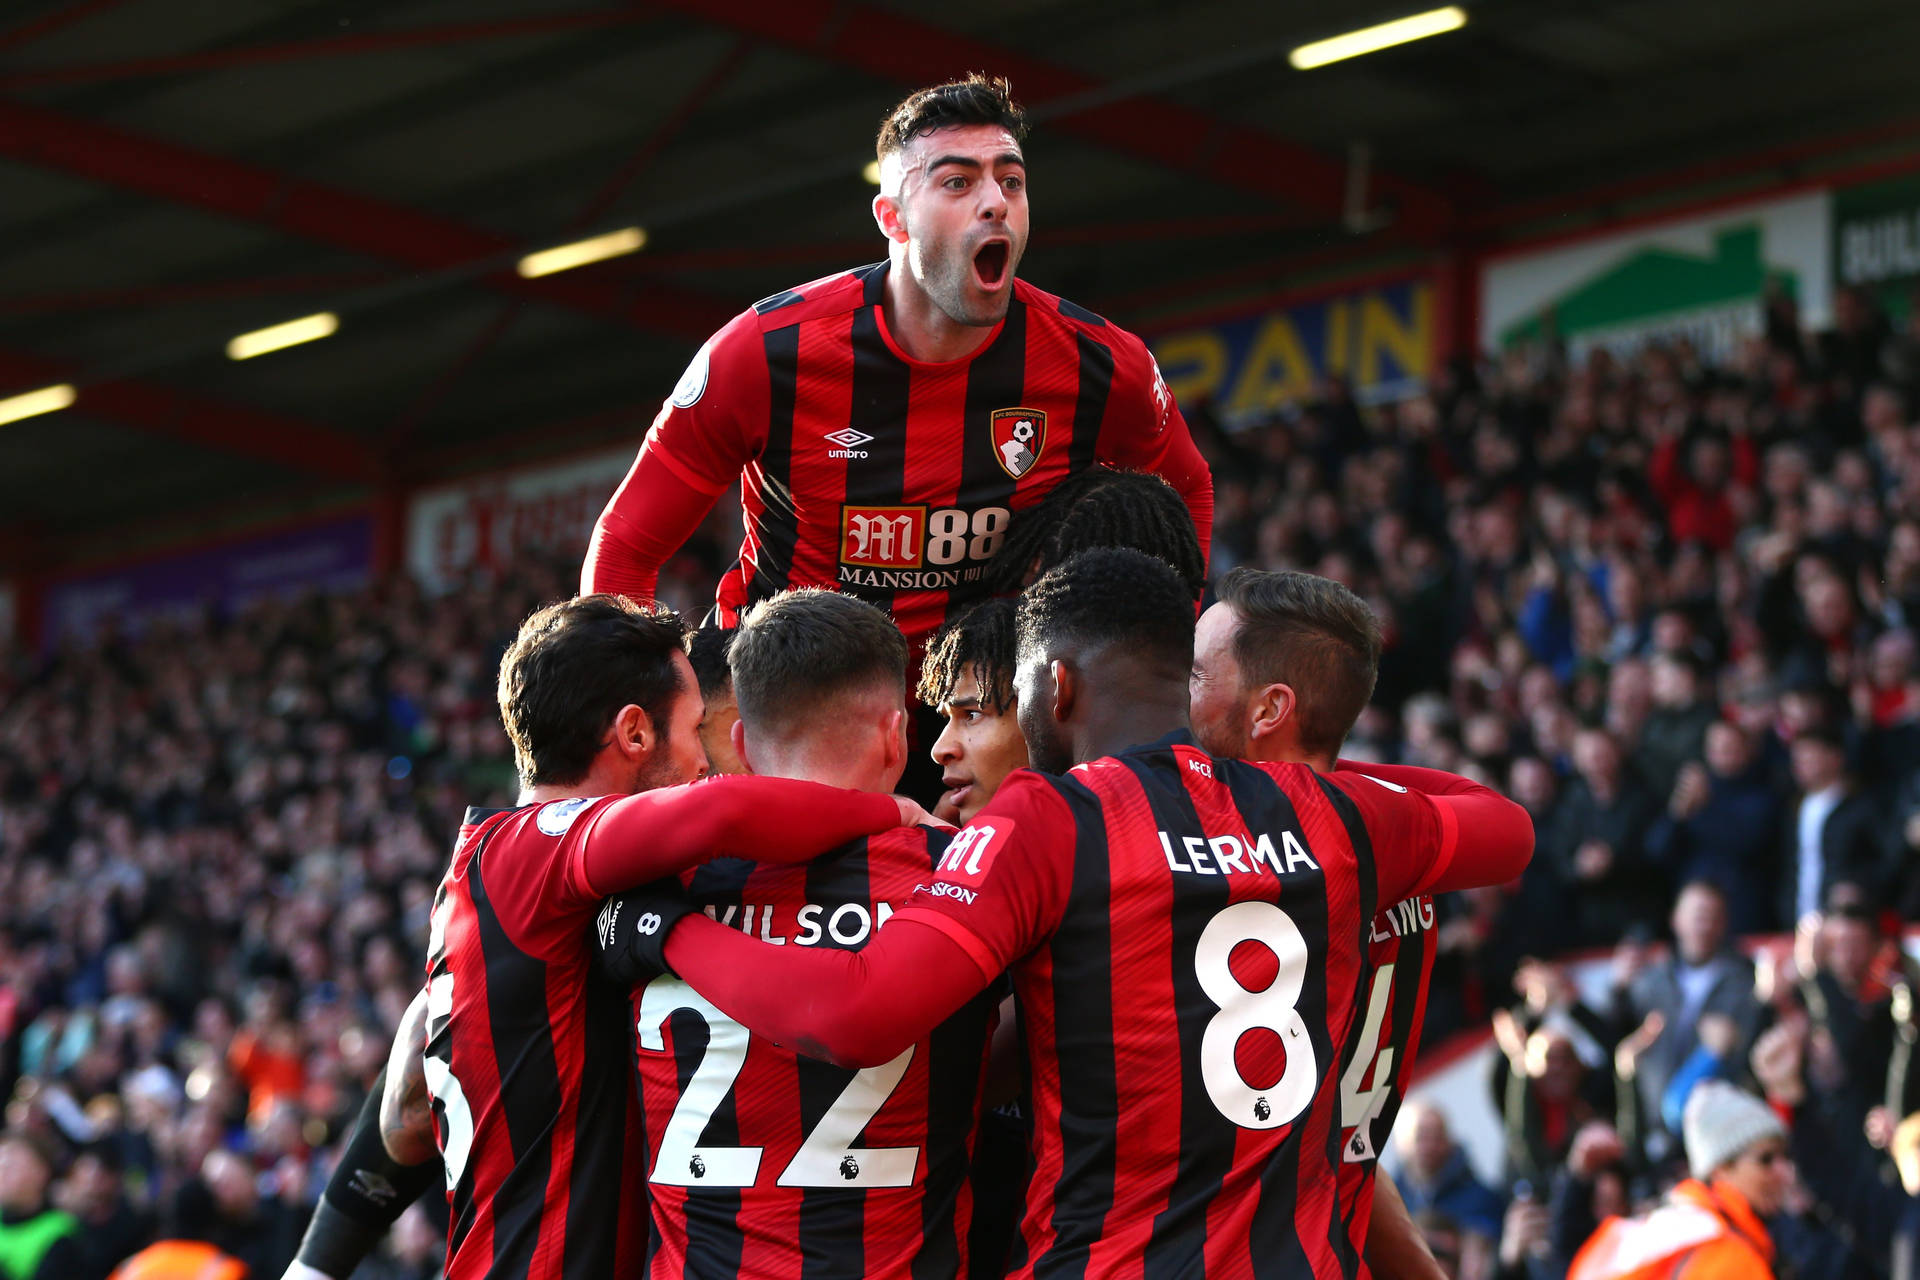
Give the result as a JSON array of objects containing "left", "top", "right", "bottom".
[{"left": 1195, "top": 900, "right": 1318, "bottom": 1130}]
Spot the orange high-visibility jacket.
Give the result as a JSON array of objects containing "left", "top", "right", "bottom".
[{"left": 1568, "top": 1179, "right": 1774, "bottom": 1280}]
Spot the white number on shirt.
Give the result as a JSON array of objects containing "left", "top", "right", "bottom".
[
  {"left": 640, "top": 976, "right": 919, "bottom": 1188},
  {"left": 1339, "top": 963, "right": 1397, "bottom": 1161},
  {"left": 1195, "top": 900, "right": 1317, "bottom": 1130},
  {"left": 422, "top": 898, "right": 475, "bottom": 1190},
  {"left": 925, "top": 507, "right": 1012, "bottom": 566}
]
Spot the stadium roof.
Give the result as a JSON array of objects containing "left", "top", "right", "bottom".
[{"left": 1, "top": 0, "right": 1915, "bottom": 569}]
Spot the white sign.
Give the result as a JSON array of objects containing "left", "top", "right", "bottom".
[
  {"left": 1481, "top": 192, "right": 1832, "bottom": 363},
  {"left": 406, "top": 448, "right": 635, "bottom": 593}
]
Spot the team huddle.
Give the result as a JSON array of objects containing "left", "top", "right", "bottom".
[{"left": 283, "top": 76, "right": 1534, "bottom": 1280}]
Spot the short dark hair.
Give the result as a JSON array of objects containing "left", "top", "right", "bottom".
[
  {"left": 497, "top": 594, "right": 689, "bottom": 788},
  {"left": 1017, "top": 548, "right": 1194, "bottom": 673},
  {"left": 730, "top": 589, "right": 908, "bottom": 737},
  {"left": 1217, "top": 567, "right": 1382, "bottom": 758},
  {"left": 687, "top": 626, "right": 737, "bottom": 700},
  {"left": 876, "top": 74, "right": 1028, "bottom": 162},
  {"left": 985, "top": 466, "right": 1206, "bottom": 601},
  {"left": 919, "top": 597, "right": 1018, "bottom": 711}
]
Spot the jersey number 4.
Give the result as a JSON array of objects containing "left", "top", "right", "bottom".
[
  {"left": 1338, "top": 963, "right": 1397, "bottom": 1162},
  {"left": 640, "top": 977, "right": 919, "bottom": 1189}
]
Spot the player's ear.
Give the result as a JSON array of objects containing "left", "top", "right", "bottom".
[
  {"left": 1048, "top": 659, "right": 1077, "bottom": 726},
  {"left": 881, "top": 706, "right": 908, "bottom": 778},
  {"left": 730, "top": 717, "right": 759, "bottom": 776},
  {"left": 873, "top": 192, "right": 909, "bottom": 245},
  {"left": 612, "top": 703, "right": 652, "bottom": 762},
  {"left": 1247, "top": 682, "right": 1295, "bottom": 744}
]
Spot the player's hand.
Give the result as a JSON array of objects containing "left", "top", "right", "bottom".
[
  {"left": 893, "top": 794, "right": 953, "bottom": 829},
  {"left": 592, "top": 880, "right": 699, "bottom": 986},
  {"left": 282, "top": 1264, "right": 337, "bottom": 1280}
]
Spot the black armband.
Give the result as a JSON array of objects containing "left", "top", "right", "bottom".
[{"left": 295, "top": 1065, "right": 440, "bottom": 1276}]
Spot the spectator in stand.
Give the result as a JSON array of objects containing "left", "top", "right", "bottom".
[
  {"left": 165, "top": 1147, "right": 301, "bottom": 1278},
  {"left": 1493, "top": 964, "right": 1614, "bottom": 1188},
  {"left": 1607, "top": 882, "right": 1762, "bottom": 1157},
  {"left": 1568, "top": 1083, "right": 1787, "bottom": 1280},
  {"left": 1553, "top": 727, "right": 1661, "bottom": 946},
  {"left": 1646, "top": 722, "right": 1783, "bottom": 935},
  {"left": 1395, "top": 1103, "right": 1507, "bottom": 1246},
  {"left": 1648, "top": 425, "right": 1755, "bottom": 553},
  {"left": 1782, "top": 728, "right": 1892, "bottom": 927},
  {"left": 1752, "top": 1016, "right": 1919, "bottom": 1280},
  {"left": 52, "top": 1147, "right": 150, "bottom": 1280},
  {"left": 1638, "top": 653, "right": 1720, "bottom": 801},
  {"left": 0, "top": 1130, "right": 82, "bottom": 1280},
  {"left": 1797, "top": 898, "right": 1897, "bottom": 1127}
]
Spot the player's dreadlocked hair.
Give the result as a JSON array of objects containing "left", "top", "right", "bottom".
[
  {"left": 917, "top": 597, "right": 1018, "bottom": 712},
  {"left": 984, "top": 466, "right": 1206, "bottom": 601},
  {"left": 1017, "top": 548, "right": 1194, "bottom": 675},
  {"left": 686, "top": 625, "right": 737, "bottom": 700},
  {"left": 877, "top": 74, "right": 1028, "bottom": 161}
]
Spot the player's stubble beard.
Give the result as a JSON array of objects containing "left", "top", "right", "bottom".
[{"left": 908, "top": 221, "right": 1023, "bottom": 330}]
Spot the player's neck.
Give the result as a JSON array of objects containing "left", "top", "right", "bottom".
[
  {"left": 1071, "top": 683, "right": 1191, "bottom": 767},
  {"left": 519, "top": 758, "right": 638, "bottom": 805},
  {"left": 1240, "top": 740, "right": 1336, "bottom": 773},
  {"left": 883, "top": 254, "right": 997, "bottom": 363},
  {"left": 753, "top": 747, "right": 889, "bottom": 796}
]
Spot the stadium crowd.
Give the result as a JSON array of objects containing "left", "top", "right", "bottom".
[{"left": 2, "top": 283, "right": 1919, "bottom": 1277}]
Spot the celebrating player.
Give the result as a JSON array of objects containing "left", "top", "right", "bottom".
[
  {"left": 920, "top": 466, "right": 1205, "bottom": 823},
  {"left": 921, "top": 598, "right": 1025, "bottom": 826},
  {"left": 618, "top": 549, "right": 1533, "bottom": 1277},
  {"left": 581, "top": 75, "right": 1212, "bottom": 658},
  {"left": 1188, "top": 568, "right": 1447, "bottom": 1280},
  {"left": 594, "top": 590, "right": 997, "bottom": 1279},
  {"left": 416, "top": 595, "right": 929, "bottom": 1280}
]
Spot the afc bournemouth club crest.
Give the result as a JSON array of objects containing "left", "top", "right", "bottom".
[{"left": 989, "top": 407, "right": 1047, "bottom": 479}]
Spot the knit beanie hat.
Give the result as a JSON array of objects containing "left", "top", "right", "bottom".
[{"left": 1683, "top": 1080, "right": 1786, "bottom": 1180}]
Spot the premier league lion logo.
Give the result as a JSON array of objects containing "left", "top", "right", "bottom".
[
  {"left": 989, "top": 407, "right": 1047, "bottom": 479},
  {"left": 839, "top": 1156, "right": 861, "bottom": 1180}
]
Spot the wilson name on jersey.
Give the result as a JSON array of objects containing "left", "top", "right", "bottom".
[{"left": 633, "top": 829, "right": 996, "bottom": 1280}]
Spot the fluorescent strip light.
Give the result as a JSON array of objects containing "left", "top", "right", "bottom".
[
  {"left": 516, "top": 227, "right": 647, "bottom": 278},
  {"left": 1289, "top": 6, "right": 1467, "bottom": 70},
  {"left": 227, "top": 312, "right": 339, "bottom": 361},
  {"left": 0, "top": 383, "right": 76, "bottom": 426}
]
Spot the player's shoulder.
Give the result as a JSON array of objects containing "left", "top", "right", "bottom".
[
  {"left": 744, "top": 263, "right": 884, "bottom": 333},
  {"left": 866, "top": 822, "right": 955, "bottom": 869},
  {"left": 1015, "top": 280, "right": 1151, "bottom": 355}
]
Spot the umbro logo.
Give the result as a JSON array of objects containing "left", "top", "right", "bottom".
[
  {"left": 826, "top": 428, "right": 873, "bottom": 458},
  {"left": 596, "top": 899, "right": 620, "bottom": 951}
]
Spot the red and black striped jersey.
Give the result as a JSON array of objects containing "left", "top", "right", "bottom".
[
  {"left": 631, "top": 826, "right": 997, "bottom": 1280},
  {"left": 894, "top": 733, "right": 1464, "bottom": 1280},
  {"left": 1334, "top": 894, "right": 1438, "bottom": 1255},
  {"left": 425, "top": 802, "right": 650, "bottom": 1280},
  {"left": 610, "top": 262, "right": 1210, "bottom": 653}
]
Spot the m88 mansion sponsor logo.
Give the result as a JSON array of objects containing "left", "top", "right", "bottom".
[{"left": 837, "top": 503, "right": 1011, "bottom": 591}]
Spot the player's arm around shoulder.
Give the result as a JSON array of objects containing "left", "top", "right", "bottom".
[
  {"left": 1325, "top": 761, "right": 1534, "bottom": 903},
  {"left": 564, "top": 777, "right": 909, "bottom": 902},
  {"left": 889, "top": 768, "right": 1077, "bottom": 982}
]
